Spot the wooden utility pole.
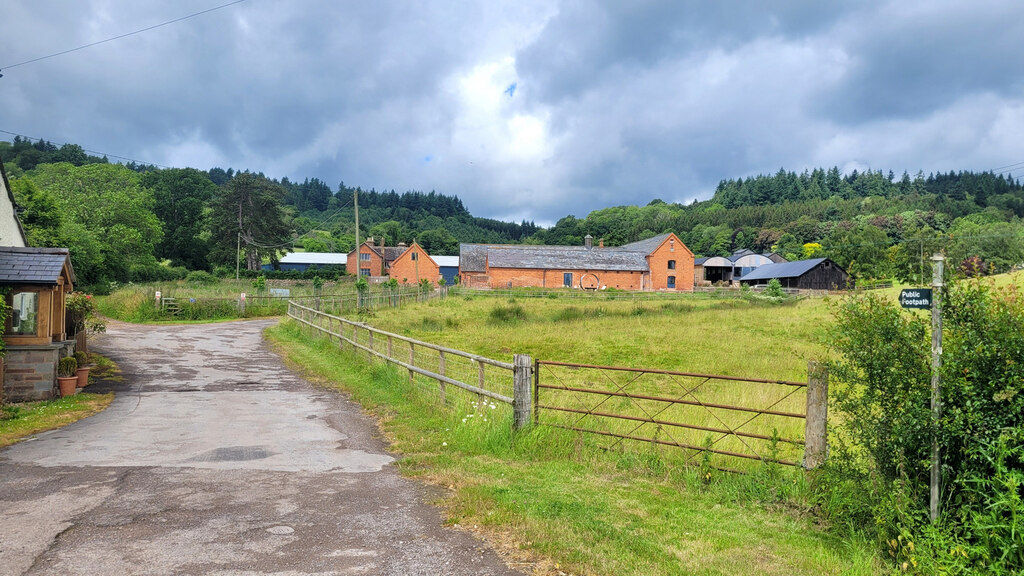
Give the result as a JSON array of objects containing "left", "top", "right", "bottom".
[
  {"left": 354, "top": 189, "right": 360, "bottom": 252},
  {"left": 930, "top": 253, "right": 944, "bottom": 523}
]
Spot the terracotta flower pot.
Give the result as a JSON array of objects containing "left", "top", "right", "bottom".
[
  {"left": 76, "top": 367, "right": 90, "bottom": 388},
  {"left": 58, "top": 376, "right": 78, "bottom": 397}
]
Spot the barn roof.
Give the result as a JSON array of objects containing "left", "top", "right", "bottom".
[
  {"left": 459, "top": 244, "right": 490, "bottom": 272},
  {"left": 487, "top": 246, "right": 648, "bottom": 271},
  {"left": 618, "top": 233, "right": 672, "bottom": 254},
  {"left": 738, "top": 258, "right": 829, "bottom": 281},
  {"left": 433, "top": 255, "right": 459, "bottom": 268},
  {"left": 0, "top": 247, "right": 75, "bottom": 285},
  {"left": 279, "top": 252, "right": 348, "bottom": 265}
]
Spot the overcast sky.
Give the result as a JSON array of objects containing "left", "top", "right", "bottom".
[{"left": 3, "top": 1, "right": 1023, "bottom": 224}]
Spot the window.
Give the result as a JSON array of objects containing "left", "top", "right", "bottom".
[
  {"left": 360, "top": 253, "right": 371, "bottom": 261},
  {"left": 667, "top": 260, "right": 676, "bottom": 270},
  {"left": 11, "top": 291, "right": 39, "bottom": 335},
  {"left": 563, "top": 273, "right": 573, "bottom": 287},
  {"left": 411, "top": 252, "right": 418, "bottom": 261},
  {"left": 667, "top": 276, "right": 676, "bottom": 289},
  {"left": 360, "top": 268, "right": 371, "bottom": 277}
]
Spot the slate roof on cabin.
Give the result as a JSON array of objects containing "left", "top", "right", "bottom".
[
  {"left": 0, "top": 247, "right": 75, "bottom": 284},
  {"left": 738, "top": 258, "right": 829, "bottom": 281},
  {"left": 486, "top": 246, "right": 648, "bottom": 271},
  {"left": 382, "top": 247, "right": 406, "bottom": 262}
]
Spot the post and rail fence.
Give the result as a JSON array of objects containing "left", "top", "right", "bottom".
[{"left": 287, "top": 301, "right": 828, "bottom": 471}]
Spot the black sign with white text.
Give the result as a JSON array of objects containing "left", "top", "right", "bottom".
[{"left": 899, "top": 288, "right": 933, "bottom": 309}]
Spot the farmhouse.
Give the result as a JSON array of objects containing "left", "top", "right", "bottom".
[
  {"left": 694, "top": 249, "right": 786, "bottom": 286},
  {"left": 345, "top": 238, "right": 443, "bottom": 285},
  {"left": 460, "top": 233, "right": 694, "bottom": 291},
  {"left": 738, "top": 258, "right": 851, "bottom": 290}
]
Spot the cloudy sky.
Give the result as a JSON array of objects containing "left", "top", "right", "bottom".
[{"left": 3, "top": 1, "right": 1023, "bottom": 224}]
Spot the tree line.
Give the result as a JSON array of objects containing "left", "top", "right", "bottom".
[
  {"left": 2, "top": 138, "right": 539, "bottom": 292},
  {"left": 5, "top": 136, "right": 1023, "bottom": 290},
  {"left": 532, "top": 168, "right": 1024, "bottom": 283}
]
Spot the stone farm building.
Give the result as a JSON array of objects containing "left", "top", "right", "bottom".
[
  {"left": 460, "top": 233, "right": 694, "bottom": 291},
  {"left": 346, "top": 238, "right": 442, "bottom": 285},
  {"left": 738, "top": 258, "right": 852, "bottom": 291}
]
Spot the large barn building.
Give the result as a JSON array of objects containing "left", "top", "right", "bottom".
[
  {"left": 460, "top": 233, "right": 694, "bottom": 291},
  {"left": 738, "top": 258, "right": 851, "bottom": 290}
]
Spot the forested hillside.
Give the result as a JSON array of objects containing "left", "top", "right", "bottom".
[
  {"left": 529, "top": 168, "right": 1024, "bottom": 283},
  {"left": 4, "top": 136, "right": 1022, "bottom": 290},
  {"left": 1, "top": 137, "right": 537, "bottom": 290}
]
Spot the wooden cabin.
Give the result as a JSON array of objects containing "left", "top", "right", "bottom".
[{"left": 0, "top": 247, "right": 77, "bottom": 401}]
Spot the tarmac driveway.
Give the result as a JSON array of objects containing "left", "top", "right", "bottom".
[{"left": 0, "top": 319, "right": 523, "bottom": 576}]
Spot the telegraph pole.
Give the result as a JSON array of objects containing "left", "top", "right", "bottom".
[
  {"left": 354, "top": 189, "right": 360, "bottom": 251},
  {"left": 930, "top": 253, "right": 944, "bottom": 523}
]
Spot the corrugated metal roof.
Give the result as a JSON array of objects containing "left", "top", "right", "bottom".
[
  {"left": 433, "top": 255, "right": 459, "bottom": 268},
  {"left": 702, "top": 256, "right": 732, "bottom": 267},
  {"left": 738, "top": 258, "right": 828, "bottom": 281},
  {"left": 487, "top": 246, "right": 648, "bottom": 271},
  {"left": 0, "top": 247, "right": 74, "bottom": 284},
  {"left": 279, "top": 252, "right": 348, "bottom": 265}
]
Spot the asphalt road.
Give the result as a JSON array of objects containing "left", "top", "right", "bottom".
[{"left": 0, "top": 319, "right": 523, "bottom": 576}]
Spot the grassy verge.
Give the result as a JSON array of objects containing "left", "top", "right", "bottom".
[
  {"left": 0, "top": 393, "right": 114, "bottom": 447},
  {"left": 266, "top": 319, "right": 881, "bottom": 575}
]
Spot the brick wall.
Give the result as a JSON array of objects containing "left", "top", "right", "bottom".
[
  {"left": 486, "top": 268, "right": 646, "bottom": 290},
  {"left": 388, "top": 244, "right": 440, "bottom": 285},
  {"left": 346, "top": 245, "right": 384, "bottom": 278},
  {"left": 645, "top": 234, "right": 695, "bottom": 291}
]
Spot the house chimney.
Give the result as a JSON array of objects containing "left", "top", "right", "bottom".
[
  {"left": 599, "top": 238, "right": 604, "bottom": 249},
  {"left": 585, "top": 234, "right": 593, "bottom": 250},
  {"left": 398, "top": 242, "right": 407, "bottom": 247}
]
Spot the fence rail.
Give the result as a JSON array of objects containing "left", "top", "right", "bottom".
[
  {"left": 287, "top": 301, "right": 522, "bottom": 407},
  {"left": 534, "top": 360, "right": 827, "bottom": 470}
]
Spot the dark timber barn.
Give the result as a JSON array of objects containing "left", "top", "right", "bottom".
[{"left": 738, "top": 258, "right": 851, "bottom": 290}]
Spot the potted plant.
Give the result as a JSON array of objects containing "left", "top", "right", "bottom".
[
  {"left": 57, "top": 356, "right": 78, "bottom": 397},
  {"left": 74, "top": 351, "right": 91, "bottom": 388}
]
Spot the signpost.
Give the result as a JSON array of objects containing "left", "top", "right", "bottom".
[{"left": 898, "top": 255, "right": 944, "bottom": 524}]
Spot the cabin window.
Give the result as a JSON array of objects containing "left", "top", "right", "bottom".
[
  {"left": 667, "top": 260, "right": 676, "bottom": 270},
  {"left": 360, "top": 253, "right": 371, "bottom": 261},
  {"left": 411, "top": 252, "right": 418, "bottom": 261},
  {"left": 360, "top": 268, "right": 371, "bottom": 277},
  {"left": 11, "top": 291, "right": 39, "bottom": 335},
  {"left": 563, "top": 273, "right": 573, "bottom": 287},
  {"left": 667, "top": 276, "right": 676, "bottom": 289}
]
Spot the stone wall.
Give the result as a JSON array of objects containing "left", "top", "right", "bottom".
[{"left": 3, "top": 341, "right": 75, "bottom": 402}]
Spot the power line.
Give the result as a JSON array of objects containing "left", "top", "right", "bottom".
[
  {"left": 0, "top": 128, "right": 172, "bottom": 169},
  {"left": 0, "top": 0, "right": 248, "bottom": 74},
  {"left": 244, "top": 196, "right": 356, "bottom": 250}
]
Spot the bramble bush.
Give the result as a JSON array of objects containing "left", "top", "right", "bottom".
[{"left": 824, "top": 279, "right": 1024, "bottom": 574}]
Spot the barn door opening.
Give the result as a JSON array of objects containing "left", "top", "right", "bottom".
[{"left": 563, "top": 273, "right": 573, "bottom": 287}]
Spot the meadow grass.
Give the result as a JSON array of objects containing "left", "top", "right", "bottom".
[
  {"left": 266, "top": 298, "right": 882, "bottom": 575},
  {"left": 0, "top": 393, "right": 113, "bottom": 447}
]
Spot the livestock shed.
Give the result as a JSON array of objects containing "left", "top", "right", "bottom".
[
  {"left": 432, "top": 255, "right": 460, "bottom": 285},
  {"left": 694, "top": 249, "right": 782, "bottom": 286},
  {"left": 460, "top": 233, "right": 694, "bottom": 291},
  {"left": 738, "top": 258, "right": 851, "bottom": 291},
  {"left": 270, "top": 252, "right": 348, "bottom": 271}
]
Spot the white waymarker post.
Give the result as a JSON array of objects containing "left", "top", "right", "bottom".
[{"left": 930, "top": 253, "right": 944, "bottom": 523}]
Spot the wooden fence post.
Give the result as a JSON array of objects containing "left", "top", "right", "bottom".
[
  {"left": 513, "top": 354, "right": 533, "bottom": 430},
  {"left": 477, "top": 360, "right": 486, "bottom": 406},
  {"left": 368, "top": 330, "right": 374, "bottom": 362},
  {"left": 804, "top": 361, "right": 828, "bottom": 469}
]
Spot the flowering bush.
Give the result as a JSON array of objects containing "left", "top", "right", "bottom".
[{"left": 66, "top": 291, "right": 106, "bottom": 334}]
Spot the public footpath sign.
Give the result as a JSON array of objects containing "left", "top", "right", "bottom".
[{"left": 899, "top": 288, "right": 933, "bottom": 309}]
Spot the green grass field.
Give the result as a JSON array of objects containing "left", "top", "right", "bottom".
[{"left": 269, "top": 290, "right": 884, "bottom": 574}]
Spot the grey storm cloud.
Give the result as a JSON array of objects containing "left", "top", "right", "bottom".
[{"left": 2, "top": 0, "right": 1023, "bottom": 225}]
